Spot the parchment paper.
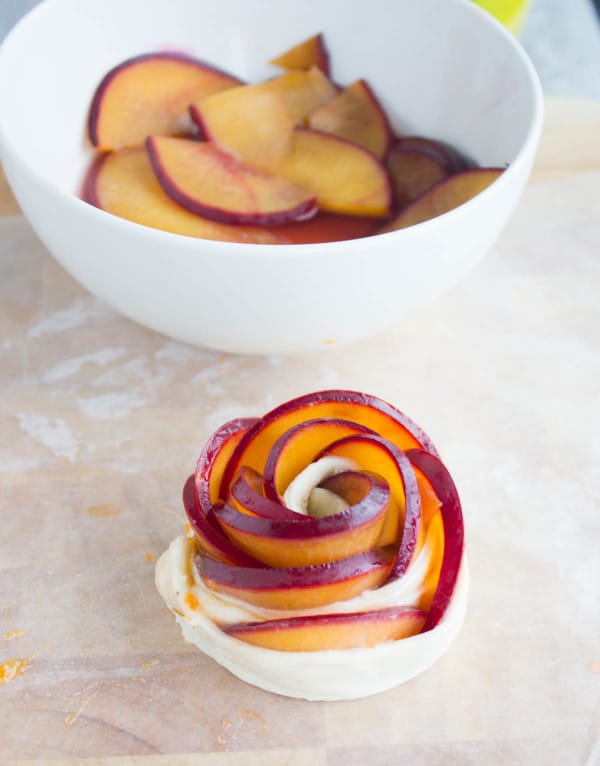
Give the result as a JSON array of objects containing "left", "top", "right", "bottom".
[{"left": 1, "top": 172, "right": 599, "bottom": 765}]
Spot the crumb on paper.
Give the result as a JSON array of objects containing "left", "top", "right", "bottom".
[
  {"left": 0, "top": 657, "right": 31, "bottom": 685},
  {"left": 163, "top": 506, "right": 185, "bottom": 523},
  {"left": 141, "top": 658, "right": 160, "bottom": 672},
  {"left": 238, "top": 708, "right": 266, "bottom": 725},
  {"left": 590, "top": 661, "right": 600, "bottom": 674},
  {"left": 217, "top": 716, "right": 232, "bottom": 746},
  {"left": 86, "top": 504, "right": 123, "bottom": 517},
  {"left": 63, "top": 691, "right": 99, "bottom": 726},
  {"left": 3, "top": 630, "right": 26, "bottom": 642},
  {"left": 146, "top": 552, "right": 155, "bottom": 564},
  {"left": 323, "top": 338, "right": 336, "bottom": 345}
]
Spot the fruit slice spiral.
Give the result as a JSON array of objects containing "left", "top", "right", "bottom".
[{"left": 184, "top": 389, "right": 465, "bottom": 652}]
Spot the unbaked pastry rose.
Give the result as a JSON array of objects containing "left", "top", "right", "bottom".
[{"left": 156, "top": 390, "right": 467, "bottom": 700}]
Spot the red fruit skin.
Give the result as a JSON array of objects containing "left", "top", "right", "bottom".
[
  {"left": 219, "top": 389, "right": 439, "bottom": 500},
  {"left": 195, "top": 417, "right": 258, "bottom": 514},
  {"left": 221, "top": 469, "right": 389, "bottom": 538},
  {"left": 407, "top": 448, "right": 465, "bottom": 631},
  {"left": 319, "top": 433, "right": 421, "bottom": 580},
  {"left": 81, "top": 151, "right": 108, "bottom": 207},
  {"left": 196, "top": 546, "right": 394, "bottom": 590},
  {"left": 225, "top": 605, "right": 427, "bottom": 647},
  {"left": 183, "top": 475, "right": 261, "bottom": 566}
]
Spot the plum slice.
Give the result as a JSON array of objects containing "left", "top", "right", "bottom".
[
  {"left": 379, "top": 168, "right": 504, "bottom": 232},
  {"left": 387, "top": 148, "right": 449, "bottom": 209},
  {"left": 407, "top": 449, "right": 465, "bottom": 631},
  {"left": 88, "top": 52, "right": 240, "bottom": 150},
  {"left": 221, "top": 469, "right": 390, "bottom": 568},
  {"left": 226, "top": 607, "right": 426, "bottom": 651},
  {"left": 146, "top": 136, "right": 317, "bottom": 226},
  {"left": 196, "top": 547, "right": 394, "bottom": 610},
  {"left": 280, "top": 128, "right": 392, "bottom": 217},
  {"left": 190, "top": 84, "right": 294, "bottom": 173},
  {"left": 269, "top": 33, "right": 330, "bottom": 77},
  {"left": 393, "top": 136, "right": 475, "bottom": 175},
  {"left": 308, "top": 79, "right": 393, "bottom": 159},
  {"left": 82, "top": 146, "right": 288, "bottom": 243}
]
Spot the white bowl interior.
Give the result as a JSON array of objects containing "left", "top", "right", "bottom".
[{"left": 0, "top": 0, "right": 538, "bottom": 196}]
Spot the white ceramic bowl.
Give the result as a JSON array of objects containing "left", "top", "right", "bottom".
[{"left": 0, "top": 0, "right": 542, "bottom": 354}]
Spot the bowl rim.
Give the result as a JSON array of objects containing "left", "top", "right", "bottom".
[{"left": 0, "top": 0, "right": 544, "bottom": 257}]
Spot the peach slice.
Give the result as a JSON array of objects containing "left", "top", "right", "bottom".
[
  {"left": 88, "top": 52, "right": 240, "bottom": 150},
  {"left": 82, "top": 147, "right": 288, "bottom": 243},
  {"left": 279, "top": 128, "right": 392, "bottom": 217},
  {"left": 308, "top": 79, "right": 393, "bottom": 159},
  {"left": 219, "top": 390, "right": 437, "bottom": 500},
  {"left": 380, "top": 168, "right": 504, "bottom": 232},
  {"left": 226, "top": 607, "right": 426, "bottom": 651},
  {"left": 387, "top": 148, "right": 449, "bottom": 209},
  {"left": 218, "top": 470, "right": 389, "bottom": 567},
  {"left": 269, "top": 33, "right": 330, "bottom": 76},
  {"left": 319, "top": 433, "right": 421, "bottom": 578},
  {"left": 146, "top": 136, "right": 317, "bottom": 225},
  {"left": 190, "top": 84, "right": 294, "bottom": 173},
  {"left": 196, "top": 547, "right": 394, "bottom": 610},
  {"left": 407, "top": 449, "right": 464, "bottom": 630}
]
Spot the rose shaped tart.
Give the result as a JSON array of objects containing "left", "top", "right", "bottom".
[{"left": 156, "top": 390, "right": 468, "bottom": 700}]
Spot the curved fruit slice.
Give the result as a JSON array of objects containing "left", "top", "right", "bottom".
[
  {"left": 407, "top": 449, "right": 464, "bottom": 631},
  {"left": 190, "top": 84, "right": 294, "bottom": 173},
  {"left": 379, "top": 168, "right": 504, "bottom": 232},
  {"left": 194, "top": 418, "right": 258, "bottom": 512},
  {"left": 88, "top": 52, "right": 241, "bottom": 150},
  {"left": 183, "top": 476, "right": 260, "bottom": 566},
  {"left": 196, "top": 547, "right": 393, "bottom": 609},
  {"left": 280, "top": 128, "right": 392, "bottom": 217},
  {"left": 226, "top": 607, "right": 426, "bottom": 651},
  {"left": 218, "top": 470, "right": 389, "bottom": 567},
  {"left": 219, "top": 390, "right": 437, "bottom": 499},
  {"left": 393, "top": 136, "right": 474, "bottom": 174},
  {"left": 82, "top": 147, "right": 288, "bottom": 243},
  {"left": 264, "top": 68, "right": 337, "bottom": 124},
  {"left": 147, "top": 136, "right": 317, "bottom": 226},
  {"left": 192, "top": 68, "right": 337, "bottom": 134},
  {"left": 269, "top": 33, "right": 330, "bottom": 76},
  {"left": 387, "top": 148, "right": 449, "bottom": 209},
  {"left": 308, "top": 79, "right": 393, "bottom": 159},
  {"left": 319, "top": 433, "right": 421, "bottom": 577},
  {"left": 263, "top": 418, "right": 375, "bottom": 500}
]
